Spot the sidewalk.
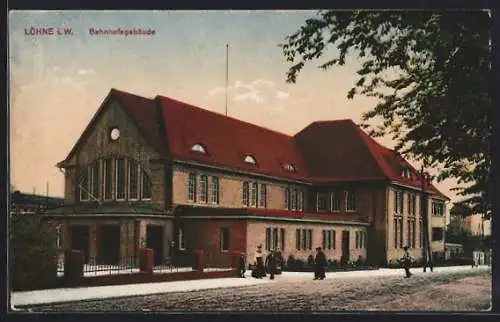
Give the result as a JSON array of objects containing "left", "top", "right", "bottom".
[{"left": 11, "top": 265, "right": 489, "bottom": 307}]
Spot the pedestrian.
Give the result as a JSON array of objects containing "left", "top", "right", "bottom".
[
  {"left": 401, "top": 246, "right": 413, "bottom": 278},
  {"left": 252, "top": 245, "right": 266, "bottom": 278},
  {"left": 265, "top": 249, "right": 277, "bottom": 280},
  {"left": 238, "top": 253, "right": 246, "bottom": 278},
  {"left": 314, "top": 247, "right": 327, "bottom": 280}
]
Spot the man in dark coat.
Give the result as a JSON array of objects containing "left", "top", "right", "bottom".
[
  {"left": 314, "top": 247, "right": 327, "bottom": 280},
  {"left": 265, "top": 250, "right": 277, "bottom": 280},
  {"left": 401, "top": 246, "right": 413, "bottom": 278}
]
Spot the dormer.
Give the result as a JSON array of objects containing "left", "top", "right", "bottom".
[
  {"left": 190, "top": 143, "right": 207, "bottom": 154},
  {"left": 283, "top": 163, "right": 297, "bottom": 172},
  {"left": 401, "top": 166, "right": 412, "bottom": 179},
  {"left": 244, "top": 155, "right": 257, "bottom": 165}
]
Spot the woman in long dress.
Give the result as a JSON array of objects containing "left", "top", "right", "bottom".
[{"left": 252, "top": 245, "right": 266, "bottom": 278}]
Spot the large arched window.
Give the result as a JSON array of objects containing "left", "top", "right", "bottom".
[{"left": 79, "top": 157, "right": 152, "bottom": 202}]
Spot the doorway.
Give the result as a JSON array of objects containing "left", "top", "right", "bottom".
[
  {"left": 70, "top": 225, "right": 90, "bottom": 264},
  {"left": 146, "top": 225, "right": 164, "bottom": 266},
  {"left": 98, "top": 225, "right": 121, "bottom": 265},
  {"left": 341, "top": 230, "right": 350, "bottom": 264}
]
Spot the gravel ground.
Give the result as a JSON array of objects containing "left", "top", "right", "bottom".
[{"left": 26, "top": 269, "right": 491, "bottom": 312}]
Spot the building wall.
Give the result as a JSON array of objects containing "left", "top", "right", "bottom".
[
  {"left": 466, "top": 214, "right": 491, "bottom": 236},
  {"left": 181, "top": 219, "right": 247, "bottom": 267},
  {"left": 386, "top": 186, "right": 447, "bottom": 263},
  {"left": 246, "top": 221, "right": 367, "bottom": 264},
  {"left": 64, "top": 100, "right": 165, "bottom": 209},
  {"left": 59, "top": 217, "right": 173, "bottom": 263},
  {"left": 172, "top": 164, "right": 308, "bottom": 210}
]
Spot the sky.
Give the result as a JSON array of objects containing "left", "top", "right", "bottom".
[{"left": 9, "top": 10, "right": 461, "bottom": 205}]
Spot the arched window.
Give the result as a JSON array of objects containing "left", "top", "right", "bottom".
[
  {"left": 79, "top": 157, "right": 152, "bottom": 202},
  {"left": 244, "top": 155, "right": 257, "bottom": 164},
  {"left": 191, "top": 144, "right": 207, "bottom": 153}
]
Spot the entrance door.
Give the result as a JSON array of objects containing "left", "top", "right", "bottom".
[
  {"left": 98, "top": 225, "right": 121, "bottom": 265},
  {"left": 71, "top": 225, "right": 90, "bottom": 264},
  {"left": 341, "top": 230, "right": 350, "bottom": 264},
  {"left": 146, "top": 225, "right": 164, "bottom": 266}
]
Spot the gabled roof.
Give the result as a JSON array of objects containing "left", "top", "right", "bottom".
[
  {"left": 58, "top": 88, "right": 448, "bottom": 199},
  {"left": 58, "top": 89, "right": 160, "bottom": 166},
  {"left": 156, "top": 95, "right": 310, "bottom": 181},
  {"left": 294, "top": 120, "right": 449, "bottom": 199}
]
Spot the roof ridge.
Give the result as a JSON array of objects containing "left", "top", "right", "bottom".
[{"left": 156, "top": 95, "right": 295, "bottom": 139}]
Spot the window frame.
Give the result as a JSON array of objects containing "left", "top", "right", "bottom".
[
  {"left": 242, "top": 181, "right": 249, "bottom": 207},
  {"left": 200, "top": 174, "right": 208, "bottom": 203},
  {"left": 259, "top": 184, "right": 267, "bottom": 208},
  {"left": 331, "top": 191, "right": 341, "bottom": 212},
  {"left": 220, "top": 227, "right": 230, "bottom": 252},
  {"left": 188, "top": 172, "right": 197, "bottom": 202},
  {"left": 211, "top": 176, "right": 220, "bottom": 204},
  {"left": 346, "top": 190, "right": 356, "bottom": 212},
  {"left": 128, "top": 160, "right": 140, "bottom": 201}
]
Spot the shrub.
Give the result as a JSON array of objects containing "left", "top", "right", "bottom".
[
  {"left": 295, "top": 259, "right": 305, "bottom": 268},
  {"left": 10, "top": 215, "right": 59, "bottom": 291}
]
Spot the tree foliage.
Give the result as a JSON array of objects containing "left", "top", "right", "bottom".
[
  {"left": 280, "top": 10, "right": 492, "bottom": 212},
  {"left": 10, "top": 214, "right": 59, "bottom": 291}
]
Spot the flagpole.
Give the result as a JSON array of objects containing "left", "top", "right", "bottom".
[{"left": 225, "top": 44, "right": 229, "bottom": 116}]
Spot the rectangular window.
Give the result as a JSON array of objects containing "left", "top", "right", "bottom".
[
  {"left": 220, "top": 227, "right": 229, "bottom": 251},
  {"left": 103, "top": 158, "right": 113, "bottom": 200},
  {"left": 251, "top": 182, "right": 258, "bottom": 207},
  {"left": 280, "top": 228, "right": 285, "bottom": 251},
  {"left": 408, "top": 193, "right": 416, "bottom": 216},
  {"left": 297, "top": 190, "right": 304, "bottom": 211},
  {"left": 332, "top": 230, "right": 336, "bottom": 249},
  {"left": 327, "top": 230, "right": 332, "bottom": 250},
  {"left": 399, "top": 217, "right": 404, "bottom": 248},
  {"left": 273, "top": 228, "right": 278, "bottom": 250},
  {"left": 242, "top": 182, "right": 249, "bottom": 207},
  {"left": 285, "top": 188, "right": 290, "bottom": 210},
  {"left": 178, "top": 228, "right": 186, "bottom": 250},
  {"left": 356, "top": 231, "right": 360, "bottom": 249},
  {"left": 296, "top": 229, "right": 301, "bottom": 250},
  {"left": 420, "top": 219, "right": 424, "bottom": 248},
  {"left": 346, "top": 190, "right": 356, "bottom": 211},
  {"left": 91, "top": 161, "right": 100, "bottom": 199},
  {"left": 259, "top": 184, "right": 267, "bottom": 208},
  {"left": 80, "top": 169, "right": 89, "bottom": 201},
  {"left": 317, "top": 192, "right": 328, "bottom": 211},
  {"left": 432, "top": 227, "right": 444, "bottom": 241},
  {"left": 128, "top": 160, "right": 139, "bottom": 200},
  {"left": 412, "top": 219, "right": 416, "bottom": 248},
  {"left": 307, "top": 229, "right": 313, "bottom": 250},
  {"left": 200, "top": 175, "right": 208, "bottom": 202},
  {"left": 394, "top": 216, "right": 399, "bottom": 248},
  {"left": 301, "top": 229, "right": 307, "bottom": 250},
  {"left": 290, "top": 189, "right": 297, "bottom": 210},
  {"left": 115, "top": 158, "right": 125, "bottom": 200},
  {"left": 394, "top": 190, "right": 403, "bottom": 214},
  {"left": 407, "top": 218, "right": 412, "bottom": 248},
  {"left": 188, "top": 172, "right": 197, "bottom": 202},
  {"left": 432, "top": 201, "right": 444, "bottom": 217},
  {"left": 331, "top": 191, "right": 341, "bottom": 212},
  {"left": 141, "top": 171, "right": 152, "bottom": 199},
  {"left": 265, "top": 228, "right": 271, "bottom": 251},
  {"left": 211, "top": 176, "right": 220, "bottom": 204}
]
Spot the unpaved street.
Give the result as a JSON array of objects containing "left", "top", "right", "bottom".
[{"left": 26, "top": 269, "right": 491, "bottom": 312}]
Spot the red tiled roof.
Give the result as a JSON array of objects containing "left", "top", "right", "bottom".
[
  {"left": 60, "top": 89, "right": 448, "bottom": 199},
  {"left": 157, "top": 95, "right": 310, "bottom": 181},
  {"left": 295, "top": 120, "right": 448, "bottom": 198}
]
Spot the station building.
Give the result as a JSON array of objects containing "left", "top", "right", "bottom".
[{"left": 49, "top": 88, "right": 449, "bottom": 267}]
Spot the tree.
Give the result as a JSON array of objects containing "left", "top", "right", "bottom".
[
  {"left": 281, "top": 10, "right": 492, "bottom": 211},
  {"left": 10, "top": 214, "right": 59, "bottom": 291}
]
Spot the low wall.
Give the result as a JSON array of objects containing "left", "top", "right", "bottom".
[{"left": 73, "top": 269, "right": 238, "bottom": 288}]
